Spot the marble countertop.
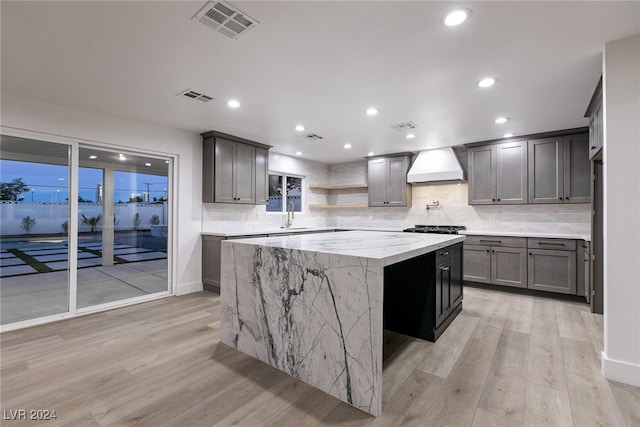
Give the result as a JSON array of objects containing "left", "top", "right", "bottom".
[
  {"left": 201, "top": 226, "right": 402, "bottom": 237},
  {"left": 460, "top": 230, "right": 590, "bottom": 241},
  {"left": 227, "top": 230, "right": 465, "bottom": 266}
]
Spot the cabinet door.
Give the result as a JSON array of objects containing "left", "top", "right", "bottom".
[
  {"left": 589, "top": 101, "right": 603, "bottom": 160},
  {"left": 214, "top": 138, "right": 237, "bottom": 203},
  {"left": 528, "top": 249, "right": 576, "bottom": 294},
  {"left": 563, "top": 134, "right": 591, "bottom": 203},
  {"left": 203, "top": 138, "right": 215, "bottom": 203},
  {"left": 255, "top": 148, "right": 268, "bottom": 205},
  {"left": 496, "top": 141, "right": 527, "bottom": 204},
  {"left": 468, "top": 146, "right": 496, "bottom": 205},
  {"left": 449, "top": 243, "right": 463, "bottom": 309},
  {"left": 202, "top": 236, "right": 223, "bottom": 293},
  {"left": 234, "top": 143, "right": 256, "bottom": 204},
  {"left": 528, "top": 137, "right": 563, "bottom": 203},
  {"left": 463, "top": 244, "right": 491, "bottom": 283},
  {"left": 491, "top": 246, "right": 527, "bottom": 288},
  {"left": 368, "top": 158, "right": 387, "bottom": 206},
  {"left": 435, "top": 259, "right": 452, "bottom": 327},
  {"left": 386, "top": 157, "right": 408, "bottom": 206}
]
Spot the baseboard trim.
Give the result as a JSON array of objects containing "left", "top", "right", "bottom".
[
  {"left": 176, "top": 281, "right": 203, "bottom": 296},
  {"left": 601, "top": 351, "right": 640, "bottom": 387}
]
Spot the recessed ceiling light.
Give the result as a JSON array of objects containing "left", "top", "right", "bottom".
[
  {"left": 365, "top": 107, "right": 379, "bottom": 116},
  {"left": 478, "top": 77, "right": 496, "bottom": 88},
  {"left": 344, "top": 143, "right": 352, "bottom": 149},
  {"left": 406, "top": 133, "right": 416, "bottom": 139},
  {"left": 118, "top": 154, "right": 126, "bottom": 161},
  {"left": 295, "top": 125, "right": 305, "bottom": 132},
  {"left": 443, "top": 8, "right": 472, "bottom": 27},
  {"left": 367, "top": 152, "right": 375, "bottom": 156},
  {"left": 165, "top": 160, "right": 170, "bottom": 164},
  {"left": 424, "top": 145, "right": 436, "bottom": 149},
  {"left": 503, "top": 133, "right": 515, "bottom": 138},
  {"left": 88, "top": 155, "right": 97, "bottom": 159},
  {"left": 145, "top": 162, "right": 152, "bottom": 167},
  {"left": 495, "top": 117, "right": 509, "bottom": 124},
  {"left": 295, "top": 151, "right": 303, "bottom": 156},
  {"left": 227, "top": 100, "right": 240, "bottom": 108},
  {"left": 58, "top": 177, "right": 64, "bottom": 181}
]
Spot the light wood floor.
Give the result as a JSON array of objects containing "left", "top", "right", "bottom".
[{"left": 1, "top": 286, "right": 639, "bottom": 426}]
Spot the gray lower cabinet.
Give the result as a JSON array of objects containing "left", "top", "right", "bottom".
[
  {"left": 463, "top": 236, "right": 527, "bottom": 288},
  {"left": 202, "top": 234, "right": 267, "bottom": 293},
  {"left": 468, "top": 141, "right": 527, "bottom": 205},
  {"left": 202, "top": 131, "right": 271, "bottom": 205},
  {"left": 527, "top": 249, "right": 576, "bottom": 294},
  {"left": 368, "top": 153, "right": 412, "bottom": 207},
  {"left": 528, "top": 134, "right": 590, "bottom": 204}
]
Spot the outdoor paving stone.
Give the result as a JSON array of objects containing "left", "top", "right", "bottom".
[
  {"left": 118, "top": 252, "right": 167, "bottom": 262},
  {"left": 0, "top": 257, "right": 26, "bottom": 267},
  {"left": 0, "top": 265, "right": 39, "bottom": 277},
  {"left": 1, "top": 252, "right": 16, "bottom": 259}
]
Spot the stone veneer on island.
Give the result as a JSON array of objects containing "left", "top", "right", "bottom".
[{"left": 219, "top": 230, "right": 464, "bottom": 416}]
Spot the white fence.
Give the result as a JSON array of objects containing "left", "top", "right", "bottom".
[{"left": 0, "top": 201, "right": 168, "bottom": 236}]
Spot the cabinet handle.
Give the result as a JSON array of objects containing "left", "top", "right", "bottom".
[
  {"left": 486, "top": 249, "right": 490, "bottom": 253},
  {"left": 539, "top": 242, "right": 565, "bottom": 247},
  {"left": 591, "top": 146, "right": 596, "bottom": 149},
  {"left": 440, "top": 266, "right": 450, "bottom": 271},
  {"left": 497, "top": 198, "right": 501, "bottom": 202},
  {"left": 559, "top": 197, "right": 563, "bottom": 200},
  {"left": 492, "top": 198, "right": 496, "bottom": 202},
  {"left": 439, "top": 251, "right": 449, "bottom": 256},
  {"left": 480, "top": 240, "right": 502, "bottom": 244},
  {"left": 492, "top": 250, "right": 495, "bottom": 253},
  {"left": 565, "top": 197, "right": 569, "bottom": 200}
]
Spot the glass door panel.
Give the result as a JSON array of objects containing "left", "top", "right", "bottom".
[
  {"left": 76, "top": 148, "right": 169, "bottom": 309},
  {"left": 0, "top": 136, "right": 70, "bottom": 324}
]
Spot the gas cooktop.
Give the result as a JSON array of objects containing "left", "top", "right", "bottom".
[{"left": 402, "top": 225, "right": 466, "bottom": 234}]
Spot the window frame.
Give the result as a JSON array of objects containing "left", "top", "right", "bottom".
[{"left": 266, "top": 171, "right": 305, "bottom": 214}]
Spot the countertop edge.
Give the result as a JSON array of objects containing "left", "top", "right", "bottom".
[{"left": 460, "top": 230, "right": 591, "bottom": 242}]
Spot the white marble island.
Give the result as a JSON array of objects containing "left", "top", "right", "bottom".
[{"left": 220, "top": 231, "right": 464, "bottom": 416}]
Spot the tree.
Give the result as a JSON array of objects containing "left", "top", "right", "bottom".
[
  {"left": 1, "top": 177, "right": 29, "bottom": 201},
  {"left": 81, "top": 214, "right": 102, "bottom": 232},
  {"left": 20, "top": 216, "right": 37, "bottom": 234}
]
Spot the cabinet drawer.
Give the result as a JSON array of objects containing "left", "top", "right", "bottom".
[
  {"left": 436, "top": 246, "right": 454, "bottom": 264},
  {"left": 464, "top": 235, "right": 527, "bottom": 248},
  {"left": 527, "top": 238, "right": 576, "bottom": 251}
]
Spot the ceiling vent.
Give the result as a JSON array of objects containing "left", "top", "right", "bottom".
[
  {"left": 390, "top": 121, "right": 419, "bottom": 132},
  {"left": 177, "top": 89, "right": 214, "bottom": 102},
  {"left": 192, "top": 1, "right": 259, "bottom": 40},
  {"left": 302, "top": 133, "right": 324, "bottom": 141}
]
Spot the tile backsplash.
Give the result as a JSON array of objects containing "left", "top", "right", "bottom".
[{"left": 202, "top": 156, "right": 591, "bottom": 235}]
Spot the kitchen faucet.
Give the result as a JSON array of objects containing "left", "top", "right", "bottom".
[{"left": 286, "top": 201, "right": 295, "bottom": 228}]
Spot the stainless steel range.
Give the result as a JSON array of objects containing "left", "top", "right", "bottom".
[{"left": 403, "top": 225, "right": 466, "bottom": 234}]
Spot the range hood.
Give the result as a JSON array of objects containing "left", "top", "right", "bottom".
[{"left": 407, "top": 147, "right": 464, "bottom": 183}]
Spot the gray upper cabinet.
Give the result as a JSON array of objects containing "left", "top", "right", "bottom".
[
  {"left": 202, "top": 131, "right": 271, "bottom": 205},
  {"left": 563, "top": 133, "right": 591, "bottom": 203},
  {"left": 468, "top": 141, "right": 526, "bottom": 205},
  {"left": 585, "top": 78, "right": 603, "bottom": 160},
  {"left": 528, "top": 134, "right": 590, "bottom": 204},
  {"left": 528, "top": 137, "right": 564, "bottom": 203},
  {"left": 368, "top": 153, "right": 412, "bottom": 207}
]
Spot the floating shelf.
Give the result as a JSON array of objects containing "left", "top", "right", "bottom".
[
  {"left": 308, "top": 204, "right": 368, "bottom": 209},
  {"left": 309, "top": 184, "right": 368, "bottom": 190}
]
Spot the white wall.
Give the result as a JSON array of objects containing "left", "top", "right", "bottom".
[
  {"left": 325, "top": 161, "right": 591, "bottom": 235},
  {"left": 1, "top": 95, "right": 203, "bottom": 295},
  {"left": 602, "top": 34, "right": 640, "bottom": 387},
  {"left": 201, "top": 152, "right": 330, "bottom": 231}
]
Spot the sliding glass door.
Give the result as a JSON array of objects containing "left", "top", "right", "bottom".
[
  {"left": 76, "top": 147, "right": 169, "bottom": 309},
  {"left": 0, "top": 135, "right": 172, "bottom": 327},
  {"left": 0, "top": 137, "right": 71, "bottom": 324}
]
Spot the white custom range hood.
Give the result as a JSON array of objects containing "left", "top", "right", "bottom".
[{"left": 407, "top": 147, "right": 464, "bottom": 183}]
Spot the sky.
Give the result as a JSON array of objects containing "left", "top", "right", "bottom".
[{"left": 0, "top": 160, "right": 168, "bottom": 203}]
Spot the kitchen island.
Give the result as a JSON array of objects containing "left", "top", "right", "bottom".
[{"left": 219, "top": 230, "right": 464, "bottom": 416}]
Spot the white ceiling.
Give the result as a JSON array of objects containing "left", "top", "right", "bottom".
[{"left": 2, "top": 1, "right": 639, "bottom": 164}]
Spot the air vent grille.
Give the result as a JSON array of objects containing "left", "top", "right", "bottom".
[
  {"left": 390, "top": 121, "right": 419, "bottom": 132},
  {"left": 177, "top": 89, "right": 215, "bottom": 102},
  {"left": 302, "top": 133, "right": 324, "bottom": 141},
  {"left": 193, "top": 1, "right": 259, "bottom": 40}
]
